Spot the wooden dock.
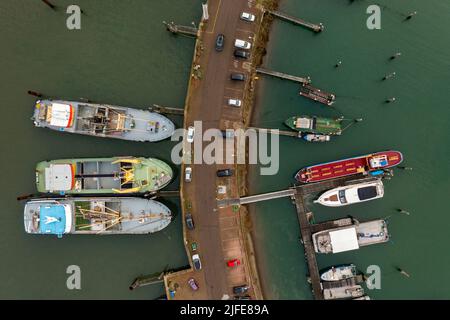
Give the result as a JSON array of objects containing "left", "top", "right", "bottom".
[
  {"left": 299, "top": 83, "right": 336, "bottom": 106},
  {"left": 163, "top": 21, "right": 198, "bottom": 37},
  {"left": 256, "top": 67, "right": 311, "bottom": 84},
  {"left": 248, "top": 127, "right": 301, "bottom": 138},
  {"left": 266, "top": 10, "right": 324, "bottom": 33},
  {"left": 148, "top": 104, "right": 184, "bottom": 115},
  {"left": 217, "top": 175, "right": 382, "bottom": 300}
]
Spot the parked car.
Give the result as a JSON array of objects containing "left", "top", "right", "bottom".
[
  {"left": 227, "top": 98, "right": 242, "bottom": 107},
  {"left": 233, "top": 285, "right": 250, "bottom": 294},
  {"left": 234, "top": 49, "right": 250, "bottom": 59},
  {"left": 221, "top": 130, "right": 235, "bottom": 139},
  {"left": 230, "top": 73, "right": 245, "bottom": 81},
  {"left": 240, "top": 12, "right": 256, "bottom": 22},
  {"left": 188, "top": 278, "right": 199, "bottom": 291},
  {"left": 192, "top": 254, "right": 202, "bottom": 270},
  {"left": 191, "top": 241, "right": 197, "bottom": 252},
  {"left": 185, "top": 213, "right": 194, "bottom": 230},
  {"left": 185, "top": 166, "right": 192, "bottom": 182},
  {"left": 217, "top": 169, "right": 234, "bottom": 177},
  {"left": 187, "top": 126, "right": 195, "bottom": 143},
  {"left": 227, "top": 259, "right": 241, "bottom": 268},
  {"left": 215, "top": 33, "right": 225, "bottom": 51},
  {"left": 234, "top": 39, "right": 251, "bottom": 49}
]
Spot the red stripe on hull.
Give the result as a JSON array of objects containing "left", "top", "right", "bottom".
[{"left": 295, "top": 151, "right": 403, "bottom": 183}]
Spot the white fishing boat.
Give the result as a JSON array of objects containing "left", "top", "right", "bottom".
[
  {"left": 32, "top": 99, "right": 175, "bottom": 142},
  {"left": 320, "top": 264, "right": 357, "bottom": 281},
  {"left": 24, "top": 197, "right": 172, "bottom": 237},
  {"left": 314, "top": 180, "right": 384, "bottom": 207}
]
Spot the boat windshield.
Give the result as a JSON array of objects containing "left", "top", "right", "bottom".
[{"left": 338, "top": 190, "right": 347, "bottom": 204}]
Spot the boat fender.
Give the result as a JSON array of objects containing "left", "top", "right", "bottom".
[{"left": 369, "top": 170, "right": 384, "bottom": 176}]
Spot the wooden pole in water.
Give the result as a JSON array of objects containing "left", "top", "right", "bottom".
[
  {"left": 41, "top": 0, "right": 56, "bottom": 10},
  {"left": 390, "top": 52, "right": 402, "bottom": 60},
  {"left": 405, "top": 11, "right": 417, "bottom": 21}
]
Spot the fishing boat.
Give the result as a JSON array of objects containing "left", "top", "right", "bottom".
[
  {"left": 285, "top": 115, "right": 343, "bottom": 135},
  {"left": 32, "top": 99, "right": 175, "bottom": 142},
  {"left": 320, "top": 264, "right": 357, "bottom": 281},
  {"left": 295, "top": 150, "right": 403, "bottom": 183},
  {"left": 312, "top": 219, "right": 389, "bottom": 254},
  {"left": 323, "top": 285, "right": 365, "bottom": 300},
  {"left": 314, "top": 179, "right": 384, "bottom": 207},
  {"left": 24, "top": 197, "right": 172, "bottom": 237},
  {"left": 35, "top": 157, "right": 173, "bottom": 194}
]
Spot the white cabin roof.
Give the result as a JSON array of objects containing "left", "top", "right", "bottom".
[
  {"left": 49, "top": 103, "right": 73, "bottom": 127},
  {"left": 295, "top": 117, "right": 313, "bottom": 129},
  {"left": 329, "top": 227, "right": 359, "bottom": 253},
  {"left": 44, "top": 164, "right": 73, "bottom": 191}
]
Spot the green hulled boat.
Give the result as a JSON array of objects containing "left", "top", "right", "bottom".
[
  {"left": 285, "top": 115, "right": 343, "bottom": 135},
  {"left": 35, "top": 157, "right": 173, "bottom": 194}
]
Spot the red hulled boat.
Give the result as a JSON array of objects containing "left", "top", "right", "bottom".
[{"left": 295, "top": 150, "right": 403, "bottom": 183}]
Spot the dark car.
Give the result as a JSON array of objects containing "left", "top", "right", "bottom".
[
  {"left": 230, "top": 73, "right": 245, "bottom": 81},
  {"left": 185, "top": 213, "right": 194, "bottom": 230},
  {"left": 234, "top": 49, "right": 250, "bottom": 59},
  {"left": 215, "top": 34, "right": 225, "bottom": 51},
  {"left": 217, "top": 169, "right": 234, "bottom": 177},
  {"left": 233, "top": 285, "right": 250, "bottom": 294}
]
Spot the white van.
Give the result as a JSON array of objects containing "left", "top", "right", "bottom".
[{"left": 234, "top": 39, "right": 251, "bottom": 49}]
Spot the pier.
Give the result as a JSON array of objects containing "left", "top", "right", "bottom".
[
  {"left": 163, "top": 21, "right": 198, "bottom": 37},
  {"left": 148, "top": 104, "right": 184, "bottom": 115},
  {"left": 265, "top": 10, "right": 324, "bottom": 33},
  {"left": 218, "top": 175, "right": 381, "bottom": 300},
  {"left": 299, "top": 83, "right": 336, "bottom": 106},
  {"left": 249, "top": 127, "right": 301, "bottom": 138},
  {"left": 256, "top": 67, "right": 311, "bottom": 84}
]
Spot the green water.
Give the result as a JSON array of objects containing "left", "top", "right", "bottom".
[
  {"left": 249, "top": 0, "right": 450, "bottom": 299},
  {"left": 0, "top": 0, "right": 202, "bottom": 299}
]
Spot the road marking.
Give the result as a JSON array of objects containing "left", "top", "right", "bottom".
[
  {"left": 206, "top": 0, "right": 222, "bottom": 34},
  {"left": 225, "top": 87, "right": 243, "bottom": 93},
  {"left": 236, "top": 28, "right": 254, "bottom": 34}
]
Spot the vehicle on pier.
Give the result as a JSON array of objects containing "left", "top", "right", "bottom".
[
  {"left": 314, "top": 180, "right": 384, "bottom": 207},
  {"left": 32, "top": 99, "right": 175, "bottom": 142},
  {"left": 320, "top": 264, "right": 357, "bottom": 281},
  {"left": 285, "top": 115, "right": 343, "bottom": 135},
  {"left": 35, "top": 157, "right": 173, "bottom": 194},
  {"left": 23, "top": 197, "right": 172, "bottom": 237},
  {"left": 295, "top": 150, "right": 403, "bottom": 183},
  {"left": 312, "top": 219, "right": 389, "bottom": 254}
]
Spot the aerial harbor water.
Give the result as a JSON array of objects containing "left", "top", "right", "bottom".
[
  {"left": 1, "top": 0, "right": 449, "bottom": 301},
  {"left": 249, "top": 0, "right": 450, "bottom": 299},
  {"left": 0, "top": 0, "right": 202, "bottom": 299}
]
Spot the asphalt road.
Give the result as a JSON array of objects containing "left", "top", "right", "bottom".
[{"left": 183, "top": 0, "right": 259, "bottom": 299}]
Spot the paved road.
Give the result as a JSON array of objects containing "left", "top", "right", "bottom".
[{"left": 183, "top": 0, "right": 259, "bottom": 299}]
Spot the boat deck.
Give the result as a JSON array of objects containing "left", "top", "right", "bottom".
[
  {"left": 298, "top": 151, "right": 402, "bottom": 183},
  {"left": 356, "top": 220, "right": 389, "bottom": 246},
  {"left": 299, "top": 84, "right": 335, "bottom": 105}
]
